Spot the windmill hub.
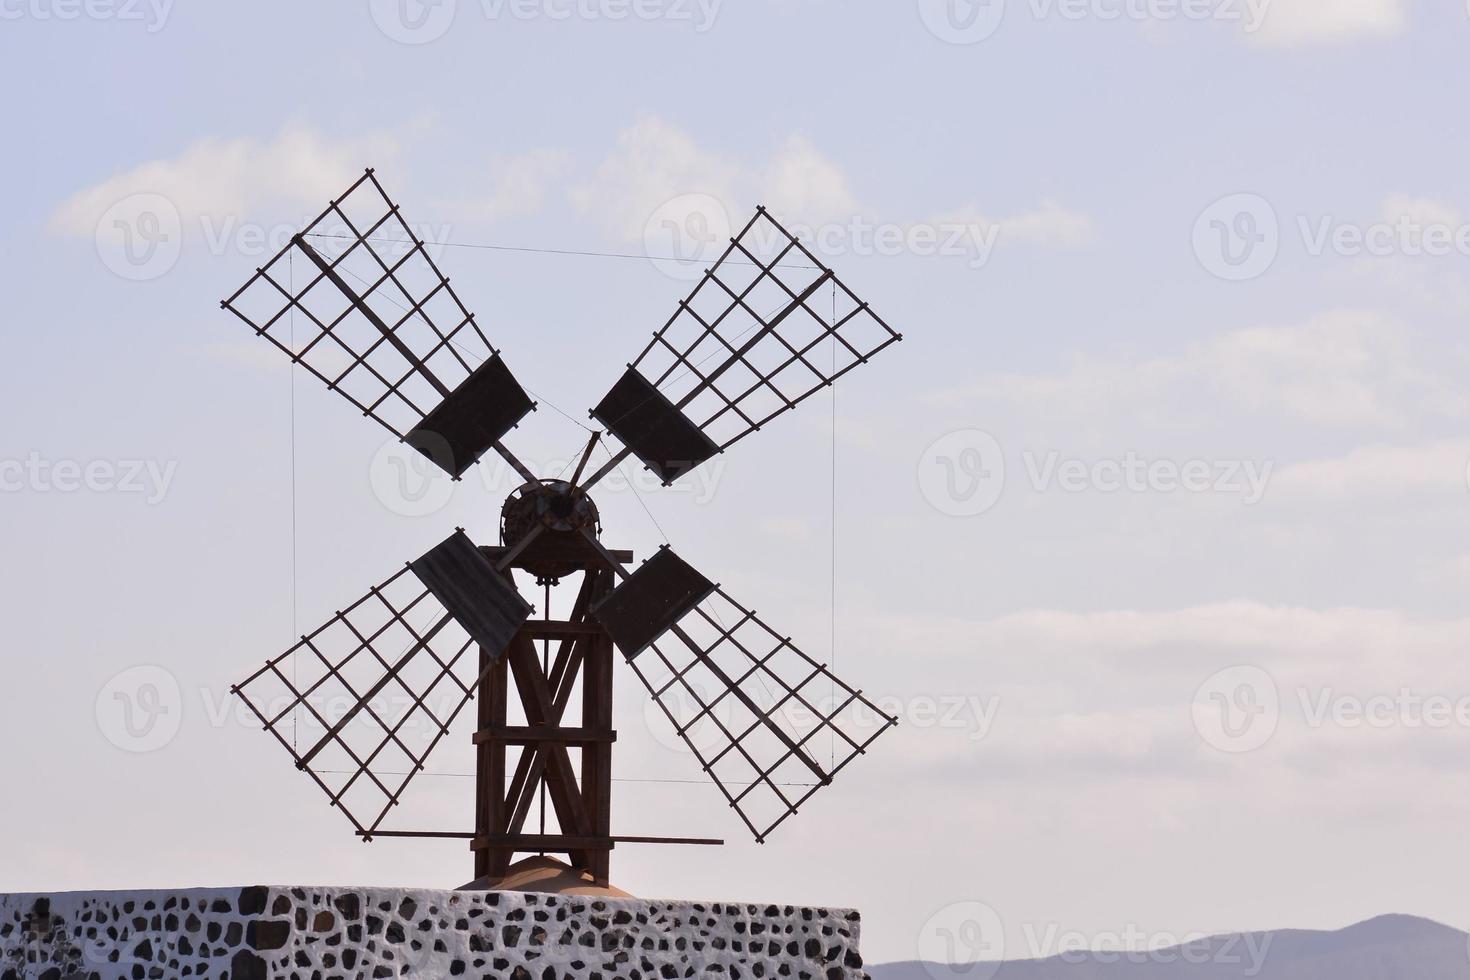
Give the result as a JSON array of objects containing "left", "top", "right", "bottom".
[
  {"left": 500, "top": 480, "right": 601, "bottom": 581},
  {"left": 502, "top": 479, "right": 599, "bottom": 536}
]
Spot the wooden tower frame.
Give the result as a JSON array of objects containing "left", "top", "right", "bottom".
[{"left": 473, "top": 541, "right": 622, "bottom": 881}]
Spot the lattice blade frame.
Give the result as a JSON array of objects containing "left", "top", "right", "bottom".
[
  {"left": 232, "top": 561, "right": 491, "bottom": 838},
  {"left": 219, "top": 169, "right": 532, "bottom": 473},
  {"left": 605, "top": 206, "right": 902, "bottom": 472},
  {"left": 627, "top": 585, "right": 897, "bottom": 842}
]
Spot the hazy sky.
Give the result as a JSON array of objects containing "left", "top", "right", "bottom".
[{"left": 4, "top": 0, "right": 1470, "bottom": 968}]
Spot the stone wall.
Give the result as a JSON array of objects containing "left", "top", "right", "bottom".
[{"left": 0, "top": 886, "right": 866, "bottom": 980}]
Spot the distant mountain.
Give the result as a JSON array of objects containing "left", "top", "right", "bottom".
[{"left": 870, "top": 915, "right": 1468, "bottom": 980}]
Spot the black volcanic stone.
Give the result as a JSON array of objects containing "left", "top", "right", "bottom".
[
  {"left": 246, "top": 920, "right": 290, "bottom": 951},
  {"left": 334, "top": 894, "right": 361, "bottom": 921},
  {"left": 230, "top": 950, "right": 268, "bottom": 980}
]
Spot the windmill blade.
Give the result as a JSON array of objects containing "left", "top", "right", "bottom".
[
  {"left": 220, "top": 169, "right": 536, "bottom": 480},
  {"left": 232, "top": 531, "right": 530, "bottom": 838},
  {"left": 584, "top": 206, "right": 902, "bottom": 488},
  {"left": 588, "top": 545, "right": 897, "bottom": 843}
]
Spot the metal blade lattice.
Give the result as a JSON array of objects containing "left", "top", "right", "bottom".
[
  {"left": 624, "top": 207, "right": 902, "bottom": 454},
  {"left": 628, "top": 585, "right": 898, "bottom": 842},
  {"left": 232, "top": 564, "right": 486, "bottom": 838},
  {"left": 220, "top": 169, "right": 507, "bottom": 447}
]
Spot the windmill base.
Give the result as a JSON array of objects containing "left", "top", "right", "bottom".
[{"left": 0, "top": 885, "right": 868, "bottom": 980}]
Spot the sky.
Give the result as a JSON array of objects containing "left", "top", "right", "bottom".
[{"left": 3, "top": 0, "right": 1470, "bottom": 969}]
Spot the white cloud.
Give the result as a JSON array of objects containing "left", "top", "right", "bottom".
[
  {"left": 471, "top": 149, "right": 574, "bottom": 223},
  {"left": 953, "top": 310, "right": 1461, "bottom": 429},
  {"left": 759, "top": 134, "right": 858, "bottom": 225},
  {"left": 855, "top": 601, "right": 1470, "bottom": 781},
  {"left": 1247, "top": 0, "right": 1407, "bottom": 46},
  {"left": 1271, "top": 441, "right": 1470, "bottom": 501},
  {"left": 935, "top": 199, "right": 1096, "bottom": 248},
  {"left": 758, "top": 517, "right": 814, "bottom": 541},
  {"left": 569, "top": 115, "right": 743, "bottom": 242},
  {"left": 1381, "top": 193, "right": 1461, "bottom": 230},
  {"left": 571, "top": 115, "right": 1091, "bottom": 256},
  {"left": 49, "top": 123, "right": 400, "bottom": 238},
  {"left": 1204, "top": 311, "right": 1414, "bottom": 426}
]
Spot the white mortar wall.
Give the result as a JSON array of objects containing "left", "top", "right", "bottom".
[{"left": 0, "top": 885, "right": 867, "bottom": 980}]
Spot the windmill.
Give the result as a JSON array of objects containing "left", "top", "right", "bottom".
[{"left": 222, "top": 169, "right": 903, "bottom": 884}]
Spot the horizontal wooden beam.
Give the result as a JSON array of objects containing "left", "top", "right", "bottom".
[
  {"left": 471, "top": 834, "right": 614, "bottom": 852},
  {"left": 519, "top": 620, "right": 606, "bottom": 639},
  {"left": 361, "top": 831, "right": 723, "bottom": 847},
  {"left": 473, "top": 726, "right": 617, "bottom": 746},
  {"left": 481, "top": 544, "right": 633, "bottom": 565}
]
